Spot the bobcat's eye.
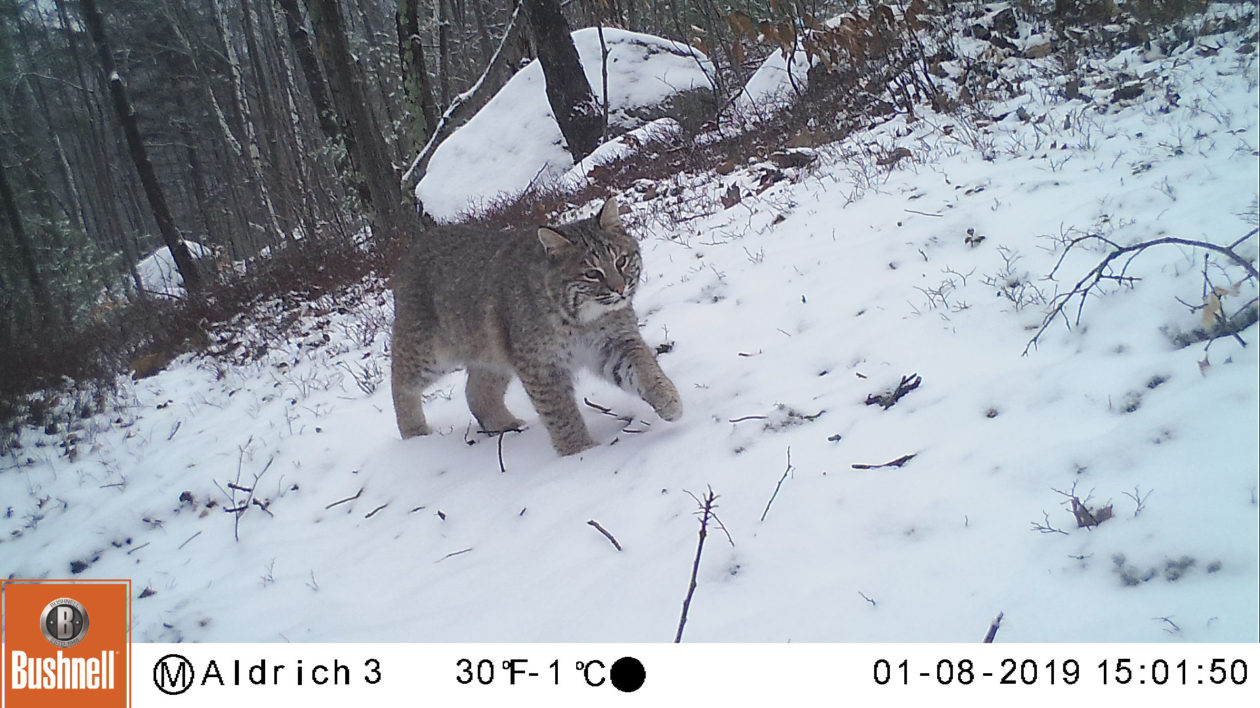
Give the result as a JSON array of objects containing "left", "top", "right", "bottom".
[
  {"left": 615, "top": 255, "right": 630, "bottom": 270},
  {"left": 581, "top": 269, "right": 604, "bottom": 282}
]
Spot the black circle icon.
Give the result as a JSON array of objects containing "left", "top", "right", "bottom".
[
  {"left": 610, "top": 656, "right": 646, "bottom": 693},
  {"left": 153, "top": 653, "right": 195, "bottom": 695}
]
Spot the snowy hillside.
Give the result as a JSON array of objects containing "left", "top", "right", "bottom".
[{"left": 2, "top": 7, "right": 1257, "bottom": 643}]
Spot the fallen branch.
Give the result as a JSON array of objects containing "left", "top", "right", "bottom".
[
  {"left": 587, "top": 520, "right": 623, "bottom": 551},
  {"left": 866, "top": 374, "right": 921, "bottom": 409},
  {"left": 851, "top": 453, "right": 916, "bottom": 470},
  {"left": 1026, "top": 231, "right": 1259, "bottom": 354},
  {"left": 436, "top": 547, "right": 473, "bottom": 563},
  {"left": 325, "top": 487, "right": 364, "bottom": 510}
]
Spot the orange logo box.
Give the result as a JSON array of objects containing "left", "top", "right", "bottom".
[{"left": 2, "top": 579, "right": 130, "bottom": 708}]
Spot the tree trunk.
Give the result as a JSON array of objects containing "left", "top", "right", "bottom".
[
  {"left": 522, "top": 0, "right": 603, "bottom": 161},
  {"left": 277, "top": 0, "right": 343, "bottom": 148},
  {"left": 80, "top": 0, "right": 204, "bottom": 294},
  {"left": 308, "top": 0, "right": 414, "bottom": 244},
  {"left": 436, "top": 0, "right": 452, "bottom": 107},
  {"left": 0, "top": 165, "right": 54, "bottom": 328},
  {"left": 210, "top": 0, "right": 286, "bottom": 242},
  {"left": 400, "top": 2, "right": 524, "bottom": 192},
  {"left": 401, "top": 0, "right": 439, "bottom": 144}
]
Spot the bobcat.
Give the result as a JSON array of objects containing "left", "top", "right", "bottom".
[{"left": 391, "top": 198, "right": 681, "bottom": 456}]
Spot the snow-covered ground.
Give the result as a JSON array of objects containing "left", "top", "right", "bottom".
[{"left": 2, "top": 8, "right": 1257, "bottom": 643}]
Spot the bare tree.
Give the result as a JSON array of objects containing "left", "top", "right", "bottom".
[
  {"left": 80, "top": 0, "right": 204, "bottom": 294},
  {"left": 522, "top": 0, "right": 604, "bottom": 161},
  {"left": 308, "top": 0, "right": 415, "bottom": 243},
  {"left": 0, "top": 165, "right": 53, "bottom": 327}
]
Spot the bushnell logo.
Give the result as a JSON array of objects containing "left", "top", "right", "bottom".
[
  {"left": 40, "top": 597, "right": 90, "bottom": 648},
  {"left": 2, "top": 579, "right": 130, "bottom": 708}
]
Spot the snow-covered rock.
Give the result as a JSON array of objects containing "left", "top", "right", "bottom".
[
  {"left": 135, "top": 241, "right": 212, "bottom": 297},
  {"left": 416, "top": 28, "right": 714, "bottom": 222}
]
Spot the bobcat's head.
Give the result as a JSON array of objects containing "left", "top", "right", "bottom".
[{"left": 538, "top": 198, "right": 642, "bottom": 324}]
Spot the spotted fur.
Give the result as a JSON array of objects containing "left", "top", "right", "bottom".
[{"left": 391, "top": 198, "right": 681, "bottom": 456}]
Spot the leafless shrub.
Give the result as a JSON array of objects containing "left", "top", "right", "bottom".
[{"left": 1026, "top": 231, "right": 1258, "bottom": 354}]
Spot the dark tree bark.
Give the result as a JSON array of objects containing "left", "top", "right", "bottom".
[
  {"left": 79, "top": 0, "right": 204, "bottom": 294},
  {"left": 401, "top": 1, "right": 525, "bottom": 192},
  {"left": 436, "top": 0, "right": 452, "bottom": 107},
  {"left": 522, "top": 0, "right": 603, "bottom": 160},
  {"left": 401, "top": 0, "right": 439, "bottom": 143},
  {"left": 0, "top": 165, "right": 53, "bottom": 328},
  {"left": 277, "top": 0, "right": 343, "bottom": 148},
  {"left": 308, "top": 0, "right": 414, "bottom": 243}
]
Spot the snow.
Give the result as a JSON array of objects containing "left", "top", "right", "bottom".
[
  {"left": 2, "top": 16, "right": 1257, "bottom": 644},
  {"left": 733, "top": 44, "right": 814, "bottom": 116},
  {"left": 557, "top": 118, "right": 681, "bottom": 192},
  {"left": 415, "top": 28, "right": 713, "bottom": 222},
  {"left": 134, "top": 241, "right": 212, "bottom": 297}
]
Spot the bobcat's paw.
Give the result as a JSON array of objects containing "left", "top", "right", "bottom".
[
  {"left": 554, "top": 434, "right": 598, "bottom": 456},
  {"left": 398, "top": 422, "right": 432, "bottom": 439},
  {"left": 646, "top": 379, "right": 682, "bottom": 422},
  {"left": 654, "top": 397, "right": 682, "bottom": 422},
  {"left": 477, "top": 417, "right": 527, "bottom": 435}
]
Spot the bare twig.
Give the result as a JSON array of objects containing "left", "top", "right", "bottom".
[
  {"left": 1030, "top": 511, "right": 1068, "bottom": 535},
  {"left": 436, "top": 547, "right": 473, "bottom": 563},
  {"left": 587, "top": 520, "right": 623, "bottom": 551},
  {"left": 230, "top": 449, "right": 273, "bottom": 543},
  {"left": 178, "top": 531, "right": 201, "bottom": 550},
  {"left": 760, "top": 447, "right": 793, "bottom": 522},
  {"left": 365, "top": 503, "right": 388, "bottom": 519},
  {"left": 1026, "top": 232, "right": 1259, "bottom": 354},
  {"left": 851, "top": 453, "right": 916, "bottom": 470},
  {"left": 325, "top": 487, "right": 364, "bottom": 510},
  {"left": 675, "top": 486, "right": 718, "bottom": 643},
  {"left": 1122, "top": 486, "right": 1152, "bottom": 517},
  {"left": 983, "top": 611, "right": 1004, "bottom": 643}
]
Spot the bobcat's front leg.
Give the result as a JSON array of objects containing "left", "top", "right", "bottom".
[
  {"left": 590, "top": 313, "right": 682, "bottom": 422},
  {"left": 516, "top": 362, "right": 597, "bottom": 456}
]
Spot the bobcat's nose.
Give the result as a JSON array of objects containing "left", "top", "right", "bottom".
[{"left": 608, "top": 273, "right": 626, "bottom": 295}]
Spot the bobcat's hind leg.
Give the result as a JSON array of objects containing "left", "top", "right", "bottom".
[
  {"left": 466, "top": 366, "right": 525, "bottom": 433},
  {"left": 391, "top": 327, "right": 445, "bottom": 439}
]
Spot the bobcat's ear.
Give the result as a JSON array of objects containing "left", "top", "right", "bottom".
[
  {"left": 537, "top": 227, "right": 572, "bottom": 255},
  {"left": 598, "top": 197, "right": 622, "bottom": 231}
]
